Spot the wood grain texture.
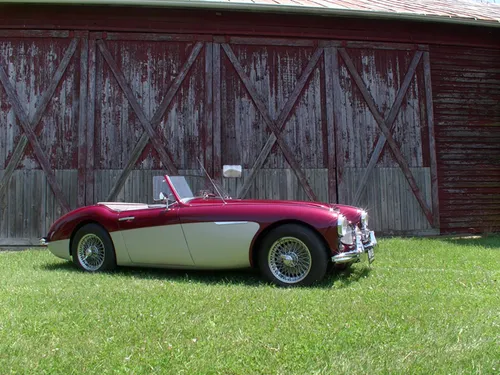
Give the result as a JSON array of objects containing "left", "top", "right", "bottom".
[
  {"left": 324, "top": 47, "right": 337, "bottom": 203},
  {"left": 0, "top": 38, "right": 78, "bottom": 208},
  {"left": 86, "top": 36, "right": 97, "bottom": 205},
  {"left": 339, "top": 47, "right": 434, "bottom": 226},
  {"left": 423, "top": 51, "right": 440, "bottom": 229},
  {"left": 77, "top": 34, "right": 89, "bottom": 207},
  {"left": 237, "top": 47, "right": 324, "bottom": 199},
  {"left": 97, "top": 39, "right": 178, "bottom": 175},
  {"left": 0, "top": 44, "right": 77, "bottom": 213},
  {"left": 221, "top": 43, "right": 318, "bottom": 201},
  {"left": 212, "top": 43, "right": 222, "bottom": 179},
  {"left": 352, "top": 50, "right": 424, "bottom": 206},
  {"left": 101, "top": 41, "right": 203, "bottom": 201}
]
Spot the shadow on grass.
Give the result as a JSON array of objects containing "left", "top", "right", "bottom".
[
  {"left": 439, "top": 234, "right": 500, "bottom": 249},
  {"left": 41, "top": 261, "right": 372, "bottom": 289}
]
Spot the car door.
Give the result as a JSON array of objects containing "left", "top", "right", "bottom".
[
  {"left": 179, "top": 203, "right": 260, "bottom": 268},
  {"left": 117, "top": 206, "right": 194, "bottom": 266}
]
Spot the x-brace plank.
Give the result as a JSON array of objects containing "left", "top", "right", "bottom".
[
  {"left": 0, "top": 38, "right": 78, "bottom": 213},
  {"left": 221, "top": 43, "right": 318, "bottom": 201},
  {"left": 101, "top": 41, "right": 204, "bottom": 201},
  {"left": 339, "top": 48, "right": 434, "bottom": 226},
  {"left": 97, "top": 40, "right": 189, "bottom": 200},
  {"left": 353, "top": 50, "right": 423, "bottom": 205},
  {"left": 237, "top": 47, "right": 324, "bottom": 199}
]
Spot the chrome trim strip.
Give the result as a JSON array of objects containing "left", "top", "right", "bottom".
[
  {"left": 214, "top": 221, "right": 249, "bottom": 225},
  {"left": 118, "top": 216, "right": 135, "bottom": 221}
]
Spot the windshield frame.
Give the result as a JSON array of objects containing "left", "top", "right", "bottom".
[{"left": 164, "top": 174, "right": 231, "bottom": 204}]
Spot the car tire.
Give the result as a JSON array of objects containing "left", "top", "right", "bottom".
[
  {"left": 72, "top": 223, "right": 116, "bottom": 272},
  {"left": 258, "top": 224, "right": 328, "bottom": 287}
]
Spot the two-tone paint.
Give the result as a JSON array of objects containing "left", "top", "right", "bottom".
[{"left": 43, "top": 196, "right": 346, "bottom": 270}]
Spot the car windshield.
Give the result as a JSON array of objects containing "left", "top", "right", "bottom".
[
  {"left": 152, "top": 174, "right": 231, "bottom": 203},
  {"left": 171, "top": 175, "right": 230, "bottom": 202}
]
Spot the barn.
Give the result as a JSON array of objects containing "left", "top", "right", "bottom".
[{"left": 0, "top": 0, "right": 499, "bottom": 246}]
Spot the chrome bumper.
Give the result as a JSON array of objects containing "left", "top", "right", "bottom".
[
  {"left": 39, "top": 237, "right": 49, "bottom": 246},
  {"left": 332, "top": 230, "right": 376, "bottom": 264}
]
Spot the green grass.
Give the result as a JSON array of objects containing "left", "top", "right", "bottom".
[{"left": 0, "top": 236, "right": 499, "bottom": 375}]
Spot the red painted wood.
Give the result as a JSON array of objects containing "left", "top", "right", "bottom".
[
  {"left": 0, "top": 5, "right": 498, "bottom": 48},
  {"left": 431, "top": 45, "right": 500, "bottom": 234}
]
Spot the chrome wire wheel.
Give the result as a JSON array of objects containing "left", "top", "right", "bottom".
[
  {"left": 268, "top": 236, "right": 312, "bottom": 284},
  {"left": 77, "top": 233, "right": 106, "bottom": 271}
]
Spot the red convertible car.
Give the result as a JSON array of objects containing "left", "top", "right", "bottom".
[{"left": 41, "top": 172, "right": 376, "bottom": 286}]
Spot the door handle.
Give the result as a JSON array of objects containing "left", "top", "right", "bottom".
[{"left": 118, "top": 216, "right": 135, "bottom": 222}]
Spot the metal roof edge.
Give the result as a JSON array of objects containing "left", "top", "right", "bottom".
[{"left": 2, "top": 0, "right": 500, "bottom": 28}]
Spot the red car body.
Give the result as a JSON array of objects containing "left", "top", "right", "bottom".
[{"left": 41, "top": 174, "right": 376, "bottom": 286}]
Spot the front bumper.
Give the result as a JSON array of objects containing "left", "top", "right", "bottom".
[
  {"left": 331, "top": 229, "right": 376, "bottom": 264},
  {"left": 40, "top": 237, "right": 49, "bottom": 246}
]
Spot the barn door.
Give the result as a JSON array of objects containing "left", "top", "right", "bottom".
[
  {"left": 0, "top": 30, "right": 87, "bottom": 244},
  {"left": 214, "top": 37, "right": 333, "bottom": 203},
  {"left": 328, "top": 43, "right": 439, "bottom": 234},
  {"left": 88, "top": 32, "right": 212, "bottom": 204}
]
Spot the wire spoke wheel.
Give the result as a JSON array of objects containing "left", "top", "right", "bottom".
[
  {"left": 77, "top": 233, "right": 106, "bottom": 271},
  {"left": 268, "top": 237, "right": 312, "bottom": 284}
]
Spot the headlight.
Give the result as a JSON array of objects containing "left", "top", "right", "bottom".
[
  {"left": 360, "top": 210, "right": 368, "bottom": 228},
  {"left": 337, "top": 215, "right": 348, "bottom": 237}
]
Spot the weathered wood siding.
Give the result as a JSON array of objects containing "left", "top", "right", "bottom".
[
  {"left": 90, "top": 33, "right": 212, "bottom": 205},
  {"left": 431, "top": 45, "right": 500, "bottom": 233},
  {"left": 0, "top": 32, "right": 84, "bottom": 245},
  {"left": 218, "top": 39, "right": 329, "bottom": 202},
  {"left": 0, "top": 25, "right": 497, "bottom": 244},
  {"left": 333, "top": 46, "right": 438, "bottom": 234}
]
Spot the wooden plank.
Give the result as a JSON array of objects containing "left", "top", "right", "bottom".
[
  {"left": 237, "top": 46, "right": 323, "bottom": 199},
  {"left": 204, "top": 42, "right": 214, "bottom": 177},
  {"left": 0, "top": 30, "right": 70, "bottom": 38},
  {"left": 331, "top": 47, "right": 344, "bottom": 198},
  {"left": 324, "top": 47, "right": 337, "bottom": 203},
  {"left": 228, "top": 37, "right": 315, "bottom": 47},
  {"left": 0, "top": 171, "right": 6, "bottom": 238},
  {"left": 338, "top": 48, "right": 434, "bottom": 226},
  {"left": 352, "top": 50, "right": 423, "bottom": 205},
  {"left": 423, "top": 51, "right": 441, "bottom": 229},
  {"left": 86, "top": 36, "right": 97, "bottom": 205},
  {"left": 77, "top": 34, "right": 89, "bottom": 207},
  {"left": 104, "top": 32, "right": 211, "bottom": 42},
  {"left": 213, "top": 43, "right": 222, "bottom": 179},
  {"left": 97, "top": 39, "right": 178, "bottom": 174},
  {"left": 0, "top": 38, "right": 78, "bottom": 205},
  {"left": 319, "top": 41, "right": 428, "bottom": 51},
  {"left": 103, "top": 41, "right": 203, "bottom": 201}
]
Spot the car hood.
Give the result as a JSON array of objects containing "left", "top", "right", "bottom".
[{"left": 217, "top": 199, "right": 363, "bottom": 223}]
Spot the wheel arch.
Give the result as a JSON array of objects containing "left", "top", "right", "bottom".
[
  {"left": 69, "top": 220, "right": 113, "bottom": 257},
  {"left": 250, "top": 219, "right": 331, "bottom": 268}
]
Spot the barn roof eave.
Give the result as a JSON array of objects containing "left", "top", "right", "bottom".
[{"left": 3, "top": 0, "right": 500, "bottom": 29}]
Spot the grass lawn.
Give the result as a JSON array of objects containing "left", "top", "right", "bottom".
[{"left": 0, "top": 236, "right": 499, "bottom": 375}]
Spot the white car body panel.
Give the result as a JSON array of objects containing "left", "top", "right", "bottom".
[
  {"left": 181, "top": 221, "right": 260, "bottom": 268},
  {"left": 120, "top": 225, "right": 194, "bottom": 266},
  {"left": 47, "top": 239, "right": 71, "bottom": 260},
  {"left": 110, "top": 231, "right": 133, "bottom": 265}
]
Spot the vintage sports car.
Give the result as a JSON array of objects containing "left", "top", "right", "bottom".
[{"left": 41, "top": 171, "right": 376, "bottom": 287}]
